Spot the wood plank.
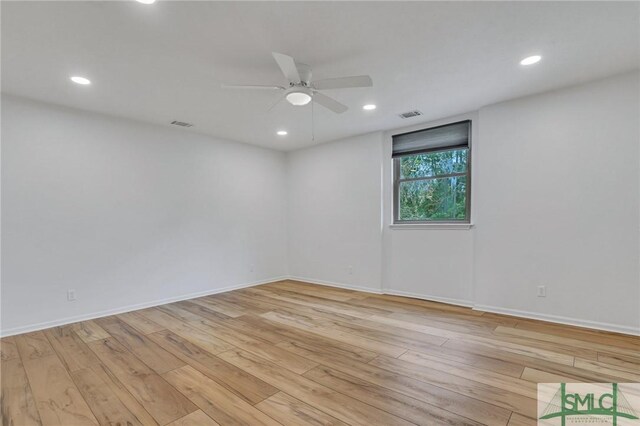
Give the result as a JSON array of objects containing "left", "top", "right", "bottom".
[
  {"left": 303, "top": 365, "right": 483, "bottom": 426},
  {"left": 362, "top": 311, "right": 588, "bottom": 362},
  {"left": 187, "top": 317, "right": 318, "bottom": 374},
  {"left": 218, "top": 348, "right": 415, "bottom": 426},
  {"left": 324, "top": 317, "right": 448, "bottom": 352},
  {"left": 278, "top": 333, "right": 512, "bottom": 425},
  {"left": 191, "top": 296, "right": 257, "bottom": 318},
  {"left": 239, "top": 313, "right": 378, "bottom": 363},
  {"left": 494, "top": 325, "right": 632, "bottom": 358},
  {"left": 175, "top": 300, "right": 239, "bottom": 322},
  {"left": 573, "top": 358, "right": 640, "bottom": 382},
  {"left": 271, "top": 326, "right": 379, "bottom": 364},
  {"left": 71, "top": 321, "right": 111, "bottom": 343},
  {"left": 156, "top": 304, "right": 204, "bottom": 322},
  {"left": 443, "top": 336, "right": 575, "bottom": 366},
  {"left": 88, "top": 337, "right": 197, "bottom": 425},
  {"left": 369, "top": 355, "right": 537, "bottom": 417},
  {"left": 43, "top": 326, "right": 102, "bottom": 373},
  {"left": 360, "top": 293, "right": 484, "bottom": 316},
  {"left": 261, "top": 309, "right": 407, "bottom": 358},
  {"left": 255, "top": 392, "right": 348, "bottom": 426},
  {"left": 391, "top": 343, "right": 524, "bottom": 378},
  {"left": 1, "top": 337, "right": 20, "bottom": 361},
  {"left": 137, "top": 308, "right": 234, "bottom": 355},
  {"left": 442, "top": 339, "right": 607, "bottom": 382},
  {"left": 444, "top": 340, "right": 628, "bottom": 382},
  {"left": 520, "top": 367, "right": 578, "bottom": 384},
  {"left": 265, "top": 281, "right": 357, "bottom": 302},
  {"left": 15, "top": 331, "right": 55, "bottom": 360},
  {"left": 70, "top": 368, "right": 144, "bottom": 426},
  {"left": 1, "top": 357, "right": 42, "bottom": 426},
  {"left": 213, "top": 315, "right": 288, "bottom": 345},
  {"left": 162, "top": 365, "right": 280, "bottom": 426},
  {"left": 117, "top": 311, "right": 165, "bottom": 335},
  {"left": 168, "top": 410, "right": 220, "bottom": 426},
  {"left": 246, "top": 287, "right": 390, "bottom": 318},
  {"left": 43, "top": 326, "right": 159, "bottom": 425},
  {"left": 230, "top": 290, "right": 366, "bottom": 323},
  {"left": 147, "top": 330, "right": 279, "bottom": 405},
  {"left": 95, "top": 317, "right": 185, "bottom": 374},
  {"left": 514, "top": 319, "right": 640, "bottom": 350},
  {"left": 398, "top": 350, "right": 538, "bottom": 398},
  {"left": 596, "top": 352, "right": 640, "bottom": 371},
  {"left": 508, "top": 413, "right": 536, "bottom": 426},
  {"left": 22, "top": 354, "right": 99, "bottom": 425}
]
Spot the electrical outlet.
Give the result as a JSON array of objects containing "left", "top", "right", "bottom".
[
  {"left": 537, "top": 285, "right": 546, "bottom": 297},
  {"left": 67, "top": 289, "right": 76, "bottom": 301},
  {"left": 348, "top": 265, "right": 353, "bottom": 275}
]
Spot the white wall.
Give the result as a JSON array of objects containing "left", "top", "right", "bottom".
[
  {"left": 286, "top": 71, "right": 640, "bottom": 333},
  {"left": 3, "top": 72, "right": 638, "bottom": 336},
  {"left": 1, "top": 95, "right": 288, "bottom": 335},
  {"left": 287, "top": 132, "right": 384, "bottom": 292},
  {"left": 473, "top": 72, "right": 640, "bottom": 332}
]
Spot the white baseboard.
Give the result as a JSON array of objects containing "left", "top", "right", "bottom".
[
  {"left": 0, "top": 276, "right": 288, "bottom": 337},
  {"left": 383, "top": 289, "right": 474, "bottom": 308},
  {"left": 286, "top": 276, "right": 384, "bottom": 294},
  {"left": 473, "top": 304, "right": 640, "bottom": 336}
]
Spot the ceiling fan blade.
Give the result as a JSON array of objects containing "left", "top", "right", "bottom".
[
  {"left": 313, "top": 75, "right": 372, "bottom": 90},
  {"left": 267, "top": 94, "right": 286, "bottom": 112},
  {"left": 272, "top": 52, "right": 301, "bottom": 84},
  {"left": 313, "top": 92, "right": 348, "bottom": 114},
  {"left": 221, "top": 84, "right": 284, "bottom": 90}
]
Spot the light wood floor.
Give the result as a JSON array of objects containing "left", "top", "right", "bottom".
[{"left": 2, "top": 280, "right": 639, "bottom": 426}]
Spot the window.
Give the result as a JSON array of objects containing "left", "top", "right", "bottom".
[{"left": 393, "top": 120, "right": 471, "bottom": 223}]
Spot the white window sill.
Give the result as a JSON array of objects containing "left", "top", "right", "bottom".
[{"left": 389, "top": 223, "right": 473, "bottom": 230}]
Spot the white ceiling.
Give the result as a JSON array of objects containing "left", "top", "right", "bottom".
[{"left": 2, "top": 1, "right": 639, "bottom": 151}]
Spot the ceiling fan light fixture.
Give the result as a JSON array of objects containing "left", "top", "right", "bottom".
[{"left": 286, "top": 90, "right": 312, "bottom": 106}]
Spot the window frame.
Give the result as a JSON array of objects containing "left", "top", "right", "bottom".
[{"left": 392, "top": 121, "right": 472, "bottom": 224}]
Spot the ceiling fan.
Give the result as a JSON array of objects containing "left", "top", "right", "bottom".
[{"left": 222, "top": 52, "right": 373, "bottom": 114}]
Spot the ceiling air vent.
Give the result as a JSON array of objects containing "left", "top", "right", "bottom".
[
  {"left": 171, "top": 120, "right": 193, "bottom": 127},
  {"left": 398, "top": 110, "right": 423, "bottom": 119}
]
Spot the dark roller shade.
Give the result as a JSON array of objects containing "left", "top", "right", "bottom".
[{"left": 392, "top": 120, "right": 470, "bottom": 158}]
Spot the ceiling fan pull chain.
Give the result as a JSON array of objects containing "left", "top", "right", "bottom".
[{"left": 311, "top": 98, "right": 315, "bottom": 142}]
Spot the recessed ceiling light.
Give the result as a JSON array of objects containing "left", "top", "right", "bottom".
[
  {"left": 277, "top": 130, "right": 288, "bottom": 136},
  {"left": 136, "top": 0, "right": 156, "bottom": 4},
  {"left": 520, "top": 55, "right": 542, "bottom": 66},
  {"left": 363, "top": 104, "right": 376, "bottom": 110},
  {"left": 70, "top": 76, "right": 91, "bottom": 85}
]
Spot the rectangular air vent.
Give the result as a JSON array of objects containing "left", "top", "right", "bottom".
[
  {"left": 171, "top": 120, "right": 193, "bottom": 127},
  {"left": 398, "top": 110, "right": 423, "bottom": 119}
]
